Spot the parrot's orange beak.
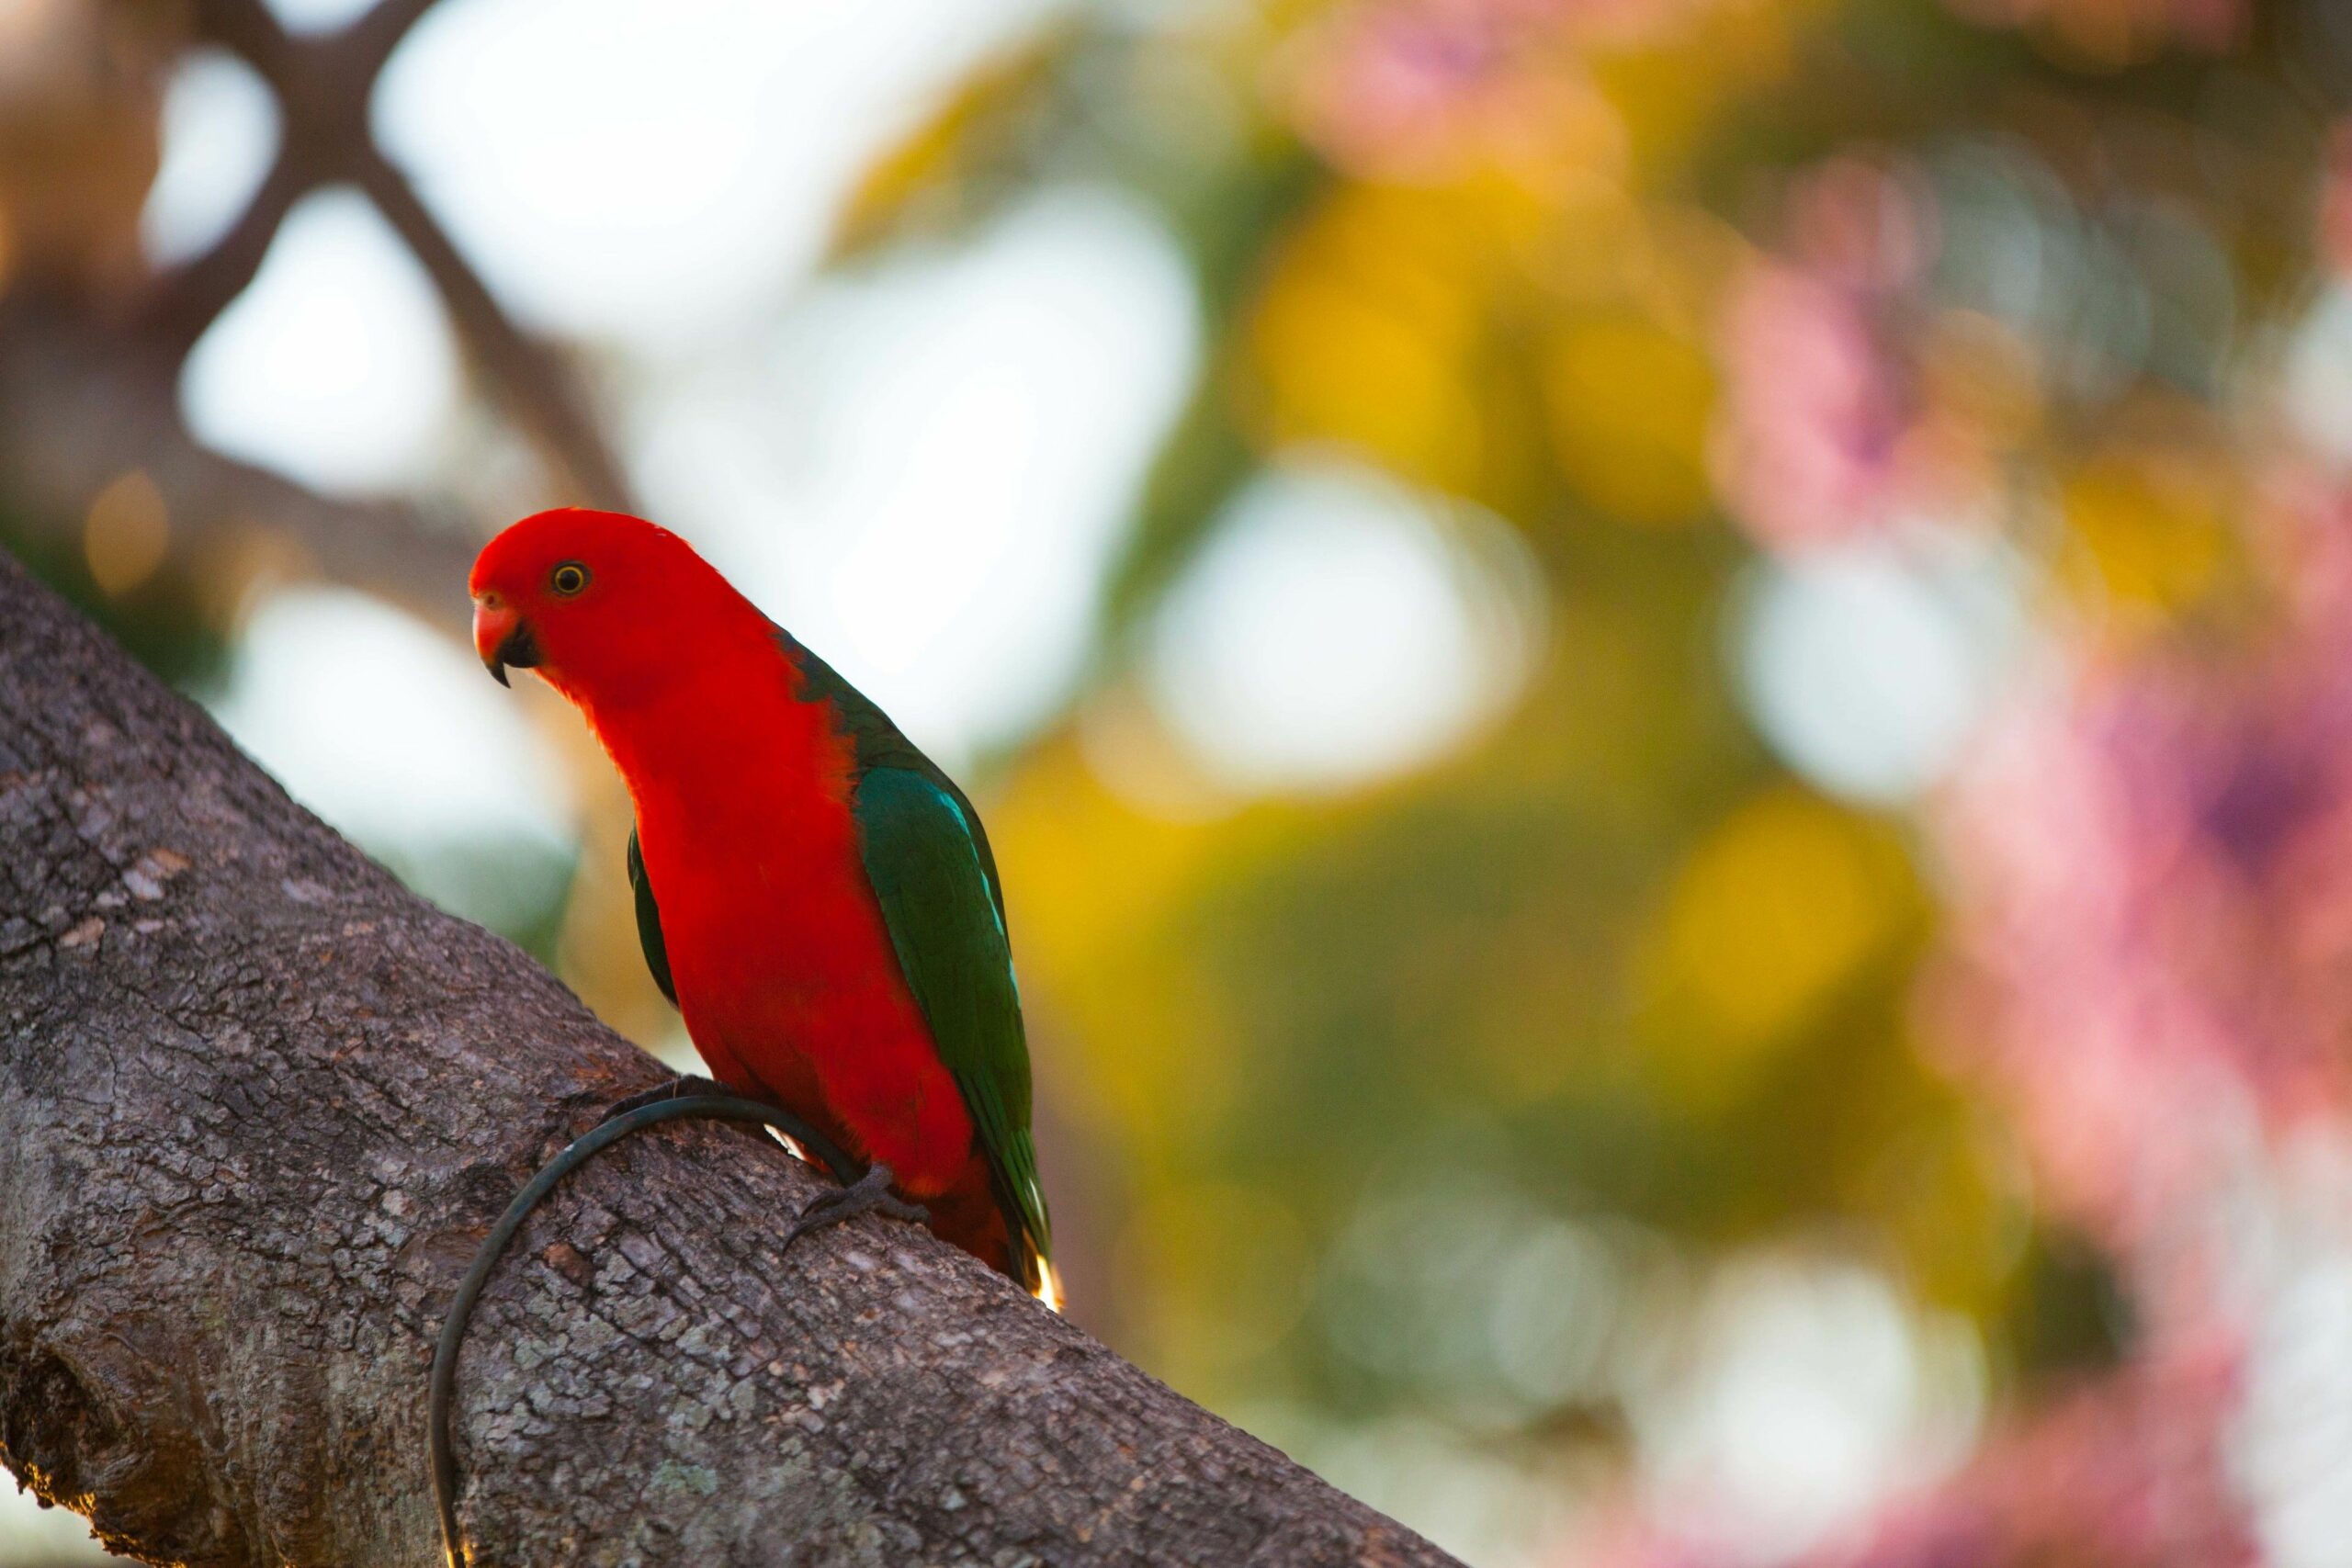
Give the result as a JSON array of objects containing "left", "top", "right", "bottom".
[{"left": 471, "top": 596, "right": 539, "bottom": 687}]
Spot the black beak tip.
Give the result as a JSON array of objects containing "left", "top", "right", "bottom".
[{"left": 485, "top": 623, "right": 539, "bottom": 688}]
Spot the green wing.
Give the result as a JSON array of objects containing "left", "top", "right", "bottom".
[
  {"left": 627, "top": 827, "right": 676, "bottom": 1005},
  {"left": 775, "top": 629, "right": 1007, "bottom": 923},
  {"left": 853, "top": 766, "right": 1051, "bottom": 1282},
  {"left": 772, "top": 627, "right": 1048, "bottom": 1283}
]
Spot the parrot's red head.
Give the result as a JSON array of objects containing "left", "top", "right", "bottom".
[{"left": 469, "top": 507, "right": 755, "bottom": 706}]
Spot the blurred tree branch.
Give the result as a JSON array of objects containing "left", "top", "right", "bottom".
[
  {"left": 0, "top": 557, "right": 1461, "bottom": 1568},
  {"left": 149, "top": 0, "right": 636, "bottom": 509},
  {"left": 0, "top": 296, "right": 481, "bottom": 629},
  {"left": 0, "top": 0, "right": 639, "bottom": 643},
  {"left": 352, "top": 141, "right": 634, "bottom": 511}
]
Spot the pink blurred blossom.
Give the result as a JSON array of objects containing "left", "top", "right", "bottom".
[
  {"left": 1282, "top": 0, "right": 1711, "bottom": 181},
  {"left": 1712, "top": 261, "right": 1909, "bottom": 550},
  {"left": 2321, "top": 123, "right": 2352, "bottom": 277},
  {"left": 1805, "top": 1348, "right": 2255, "bottom": 1568},
  {"left": 1929, "top": 487, "right": 2352, "bottom": 1249},
  {"left": 1687, "top": 469, "right": 2352, "bottom": 1568},
  {"left": 1709, "top": 161, "right": 1984, "bottom": 553},
  {"left": 1784, "top": 156, "right": 1938, "bottom": 294},
  {"left": 1284, "top": 0, "right": 1586, "bottom": 181}
]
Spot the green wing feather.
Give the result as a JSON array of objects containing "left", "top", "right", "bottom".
[
  {"left": 627, "top": 828, "right": 676, "bottom": 1004},
  {"left": 853, "top": 768, "right": 1051, "bottom": 1279},
  {"left": 775, "top": 630, "right": 1007, "bottom": 921},
  {"left": 776, "top": 630, "right": 1050, "bottom": 1281}
]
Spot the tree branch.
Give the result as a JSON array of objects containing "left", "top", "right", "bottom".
[
  {"left": 0, "top": 555, "right": 1458, "bottom": 1568},
  {"left": 356, "top": 142, "right": 638, "bottom": 511},
  {"left": 160, "top": 0, "right": 635, "bottom": 512},
  {"left": 140, "top": 150, "right": 310, "bottom": 360},
  {"left": 343, "top": 0, "right": 449, "bottom": 79}
]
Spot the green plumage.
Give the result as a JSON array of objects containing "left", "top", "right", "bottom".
[
  {"left": 624, "top": 630, "right": 1050, "bottom": 1280},
  {"left": 853, "top": 768, "right": 1052, "bottom": 1272},
  {"left": 627, "top": 829, "right": 675, "bottom": 1004}
]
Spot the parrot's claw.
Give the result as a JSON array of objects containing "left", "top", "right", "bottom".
[
  {"left": 783, "top": 1162, "right": 928, "bottom": 1249},
  {"left": 599, "top": 1074, "right": 726, "bottom": 1125}
]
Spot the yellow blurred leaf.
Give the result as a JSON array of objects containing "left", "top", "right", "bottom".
[
  {"left": 1114, "top": 1179, "right": 1312, "bottom": 1386},
  {"left": 1587, "top": 0, "right": 1809, "bottom": 178},
  {"left": 1243, "top": 179, "right": 1546, "bottom": 491},
  {"left": 989, "top": 734, "right": 1272, "bottom": 1158},
  {"left": 2060, "top": 448, "right": 2236, "bottom": 623},
  {"left": 1540, "top": 312, "right": 1716, "bottom": 525},
  {"left": 830, "top": 36, "right": 1061, "bottom": 258},
  {"left": 1640, "top": 786, "right": 1911, "bottom": 1102}
]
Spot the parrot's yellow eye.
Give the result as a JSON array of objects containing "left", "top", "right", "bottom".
[{"left": 550, "top": 561, "right": 591, "bottom": 597}]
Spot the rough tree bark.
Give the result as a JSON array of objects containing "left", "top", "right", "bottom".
[{"left": 0, "top": 553, "right": 1463, "bottom": 1568}]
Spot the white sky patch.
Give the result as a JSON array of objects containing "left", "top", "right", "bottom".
[
  {"left": 1306, "top": 1416, "right": 1585, "bottom": 1568},
  {"left": 141, "top": 47, "right": 279, "bottom": 266},
  {"left": 374, "top": 0, "right": 1069, "bottom": 348},
  {"left": 1631, "top": 1253, "right": 1984, "bottom": 1566},
  {"left": 0, "top": 1481, "right": 107, "bottom": 1567},
  {"left": 2286, "top": 283, "right": 2352, "bottom": 469},
  {"left": 262, "top": 0, "right": 376, "bottom": 32},
  {"left": 630, "top": 188, "right": 1199, "bottom": 768},
  {"left": 2226, "top": 1131, "right": 2352, "bottom": 1568},
  {"left": 1734, "top": 526, "right": 2029, "bottom": 806},
  {"left": 180, "top": 189, "right": 461, "bottom": 497},
  {"left": 1145, "top": 459, "right": 1544, "bottom": 795},
  {"left": 206, "top": 587, "right": 573, "bottom": 852},
  {"left": 2238, "top": 1247, "right": 2352, "bottom": 1568}
]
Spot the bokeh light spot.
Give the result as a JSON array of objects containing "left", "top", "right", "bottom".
[
  {"left": 375, "top": 0, "right": 1069, "bottom": 345},
  {"left": 1145, "top": 458, "right": 1544, "bottom": 794},
  {"left": 1631, "top": 1252, "right": 1983, "bottom": 1563},
  {"left": 82, "top": 469, "right": 169, "bottom": 598},
  {"left": 207, "top": 586, "right": 573, "bottom": 860},
  {"left": 1735, "top": 527, "right": 2028, "bottom": 804},
  {"left": 635, "top": 186, "right": 1198, "bottom": 765},
  {"left": 1646, "top": 787, "right": 1908, "bottom": 1081},
  {"left": 140, "top": 48, "right": 278, "bottom": 266},
  {"left": 180, "top": 189, "right": 460, "bottom": 496}
]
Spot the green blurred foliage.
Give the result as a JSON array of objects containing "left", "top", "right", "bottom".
[{"left": 829, "top": 0, "right": 2339, "bottom": 1525}]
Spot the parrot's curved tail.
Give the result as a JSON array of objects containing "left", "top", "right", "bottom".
[
  {"left": 429, "top": 1091, "right": 862, "bottom": 1568},
  {"left": 922, "top": 1161, "right": 1061, "bottom": 1309}
]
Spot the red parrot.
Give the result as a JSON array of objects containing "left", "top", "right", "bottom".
[{"left": 469, "top": 508, "right": 1056, "bottom": 1303}]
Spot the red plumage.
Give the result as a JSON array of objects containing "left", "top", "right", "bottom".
[{"left": 469, "top": 509, "right": 1023, "bottom": 1280}]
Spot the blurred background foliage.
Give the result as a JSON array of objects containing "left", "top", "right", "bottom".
[{"left": 8, "top": 0, "right": 2352, "bottom": 1562}]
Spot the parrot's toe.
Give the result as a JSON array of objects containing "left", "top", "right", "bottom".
[
  {"left": 599, "top": 1073, "right": 727, "bottom": 1125},
  {"left": 783, "top": 1162, "right": 929, "bottom": 1250}
]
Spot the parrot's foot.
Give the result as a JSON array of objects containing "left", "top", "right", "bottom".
[
  {"left": 784, "top": 1162, "right": 929, "bottom": 1249},
  {"left": 599, "top": 1074, "right": 726, "bottom": 1125}
]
